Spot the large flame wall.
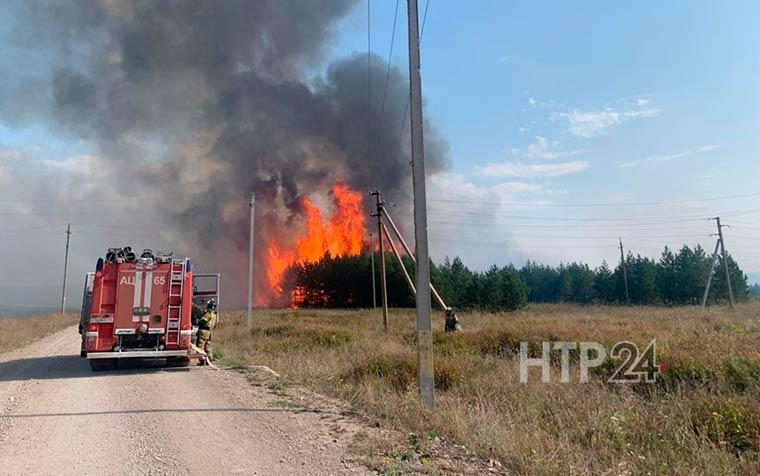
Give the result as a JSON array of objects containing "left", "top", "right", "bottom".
[{"left": 263, "top": 184, "right": 368, "bottom": 306}]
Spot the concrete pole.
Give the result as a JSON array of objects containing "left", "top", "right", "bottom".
[
  {"left": 60, "top": 224, "right": 71, "bottom": 313},
  {"left": 715, "top": 217, "right": 734, "bottom": 308},
  {"left": 247, "top": 193, "right": 255, "bottom": 327},
  {"left": 370, "top": 233, "right": 377, "bottom": 308},
  {"left": 701, "top": 238, "right": 721, "bottom": 308},
  {"left": 373, "top": 191, "right": 389, "bottom": 332},
  {"left": 619, "top": 238, "right": 630, "bottom": 305},
  {"left": 407, "top": 0, "right": 435, "bottom": 410}
]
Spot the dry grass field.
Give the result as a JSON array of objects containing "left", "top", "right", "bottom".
[
  {"left": 215, "top": 302, "right": 760, "bottom": 475},
  {"left": 0, "top": 313, "right": 78, "bottom": 354}
]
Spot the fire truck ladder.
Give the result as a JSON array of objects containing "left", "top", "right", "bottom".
[{"left": 166, "top": 259, "right": 186, "bottom": 346}]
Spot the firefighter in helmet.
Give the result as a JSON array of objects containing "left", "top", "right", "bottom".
[{"left": 196, "top": 299, "right": 217, "bottom": 365}]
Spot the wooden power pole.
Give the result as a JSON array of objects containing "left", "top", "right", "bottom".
[
  {"left": 407, "top": 0, "right": 435, "bottom": 409},
  {"left": 619, "top": 238, "right": 630, "bottom": 305},
  {"left": 60, "top": 224, "right": 71, "bottom": 313}
]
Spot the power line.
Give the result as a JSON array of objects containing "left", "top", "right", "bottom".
[
  {"left": 425, "top": 207, "right": 760, "bottom": 223},
  {"left": 428, "top": 238, "right": 664, "bottom": 249},
  {"left": 367, "top": 0, "right": 372, "bottom": 182},
  {"left": 428, "top": 221, "right": 710, "bottom": 230},
  {"left": 430, "top": 191, "right": 760, "bottom": 208},
  {"left": 390, "top": 0, "right": 431, "bottom": 173},
  {"left": 377, "top": 0, "right": 400, "bottom": 135},
  {"left": 432, "top": 231, "right": 734, "bottom": 240}
]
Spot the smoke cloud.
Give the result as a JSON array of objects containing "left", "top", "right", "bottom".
[{"left": 0, "top": 0, "right": 450, "bottom": 306}]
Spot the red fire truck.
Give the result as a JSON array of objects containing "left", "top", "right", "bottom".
[{"left": 79, "top": 247, "right": 220, "bottom": 371}]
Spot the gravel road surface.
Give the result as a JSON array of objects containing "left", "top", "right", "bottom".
[{"left": 0, "top": 326, "right": 371, "bottom": 475}]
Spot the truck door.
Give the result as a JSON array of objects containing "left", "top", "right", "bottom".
[{"left": 192, "top": 273, "right": 221, "bottom": 321}]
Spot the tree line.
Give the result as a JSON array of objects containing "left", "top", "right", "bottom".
[
  {"left": 282, "top": 244, "right": 749, "bottom": 310},
  {"left": 750, "top": 283, "right": 760, "bottom": 298}
]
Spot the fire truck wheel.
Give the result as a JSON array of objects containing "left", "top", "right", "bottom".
[{"left": 168, "top": 357, "right": 190, "bottom": 367}]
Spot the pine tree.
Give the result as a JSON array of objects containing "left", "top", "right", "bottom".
[{"left": 594, "top": 261, "right": 616, "bottom": 303}]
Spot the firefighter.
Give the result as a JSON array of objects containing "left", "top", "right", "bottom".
[
  {"left": 196, "top": 299, "right": 217, "bottom": 366},
  {"left": 191, "top": 302, "right": 204, "bottom": 326},
  {"left": 444, "top": 308, "right": 461, "bottom": 332}
]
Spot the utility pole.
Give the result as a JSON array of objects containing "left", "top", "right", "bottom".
[
  {"left": 60, "top": 224, "right": 71, "bottom": 313},
  {"left": 619, "top": 238, "right": 630, "bottom": 305},
  {"left": 371, "top": 191, "right": 389, "bottom": 332},
  {"left": 712, "top": 217, "right": 734, "bottom": 309},
  {"left": 370, "top": 232, "right": 377, "bottom": 309},
  {"left": 247, "top": 193, "right": 256, "bottom": 327},
  {"left": 407, "top": 0, "right": 435, "bottom": 409},
  {"left": 701, "top": 238, "right": 721, "bottom": 308}
]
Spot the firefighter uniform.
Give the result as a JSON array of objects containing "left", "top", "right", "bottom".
[{"left": 196, "top": 310, "right": 217, "bottom": 363}]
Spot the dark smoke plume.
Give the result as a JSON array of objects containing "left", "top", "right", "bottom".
[{"left": 1, "top": 0, "right": 450, "bottom": 305}]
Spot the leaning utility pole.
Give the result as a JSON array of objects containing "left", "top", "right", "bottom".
[
  {"left": 712, "top": 217, "right": 734, "bottom": 309},
  {"left": 371, "top": 191, "right": 389, "bottom": 332},
  {"left": 247, "top": 193, "right": 256, "bottom": 327},
  {"left": 701, "top": 238, "right": 721, "bottom": 308},
  {"left": 407, "top": 0, "right": 435, "bottom": 409},
  {"left": 619, "top": 238, "right": 630, "bottom": 305},
  {"left": 60, "top": 224, "right": 71, "bottom": 313}
]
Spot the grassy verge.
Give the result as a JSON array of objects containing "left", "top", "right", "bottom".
[
  {"left": 0, "top": 313, "right": 79, "bottom": 354},
  {"left": 215, "top": 303, "right": 760, "bottom": 474}
]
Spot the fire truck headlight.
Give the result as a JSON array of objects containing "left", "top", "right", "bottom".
[{"left": 158, "top": 344, "right": 165, "bottom": 350}]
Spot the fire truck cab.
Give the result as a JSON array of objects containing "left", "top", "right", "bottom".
[{"left": 79, "top": 247, "right": 220, "bottom": 371}]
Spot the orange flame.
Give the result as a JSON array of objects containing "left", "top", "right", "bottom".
[{"left": 265, "top": 184, "right": 368, "bottom": 305}]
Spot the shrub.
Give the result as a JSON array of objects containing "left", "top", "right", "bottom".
[
  {"left": 659, "top": 359, "right": 717, "bottom": 390},
  {"left": 690, "top": 397, "right": 760, "bottom": 453},
  {"left": 433, "top": 358, "right": 466, "bottom": 391},
  {"left": 421, "top": 330, "right": 524, "bottom": 357},
  {"left": 724, "top": 356, "right": 760, "bottom": 393},
  {"left": 261, "top": 324, "right": 297, "bottom": 338},
  {"left": 432, "top": 333, "right": 480, "bottom": 356},
  {"left": 472, "top": 330, "right": 523, "bottom": 357},
  {"left": 346, "top": 354, "right": 417, "bottom": 391},
  {"left": 591, "top": 356, "right": 620, "bottom": 380},
  {"left": 259, "top": 326, "right": 357, "bottom": 352},
  {"left": 346, "top": 354, "right": 465, "bottom": 392}
]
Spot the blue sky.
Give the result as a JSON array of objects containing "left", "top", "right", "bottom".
[
  {"left": 328, "top": 0, "right": 760, "bottom": 276},
  {"left": 1, "top": 1, "right": 759, "bottom": 313}
]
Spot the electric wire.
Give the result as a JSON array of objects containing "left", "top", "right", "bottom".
[
  {"left": 367, "top": 0, "right": 372, "bottom": 183},
  {"left": 430, "top": 191, "right": 760, "bottom": 208},
  {"left": 377, "top": 0, "right": 400, "bottom": 137},
  {"left": 390, "top": 0, "right": 431, "bottom": 173}
]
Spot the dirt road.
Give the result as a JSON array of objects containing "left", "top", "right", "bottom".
[{"left": 0, "top": 326, "right": 371, "bottom": 475}]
